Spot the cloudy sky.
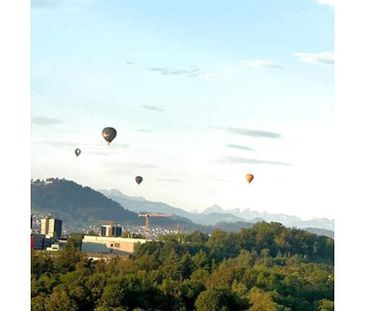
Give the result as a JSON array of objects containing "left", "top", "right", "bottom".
[{"left": 31, "top": 0, "right": 334, "bottom": 219}]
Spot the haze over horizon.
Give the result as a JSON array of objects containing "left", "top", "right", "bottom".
[{"left": 31, "top": 0, "right": 334, "bottom": 219}]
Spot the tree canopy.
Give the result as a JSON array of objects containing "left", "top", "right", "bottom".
[{"left": 32, "top": 222, "right": 334, "bottom": 311}]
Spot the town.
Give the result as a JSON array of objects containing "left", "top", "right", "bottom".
[{"left": 31, "top": 214, "right": 181, "bottom": 259}]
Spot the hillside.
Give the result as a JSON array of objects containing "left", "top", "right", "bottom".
[
  {"left": 31, "top": 179, "right": 334, "bottom": 237},
  {"left": 31, "top": 178, "right": 195, "bottom": 230},
  {"left": 99, "top": 189, "right": 194, "bottom": 219}
]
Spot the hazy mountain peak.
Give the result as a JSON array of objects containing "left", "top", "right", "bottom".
[
  {"left": 203, "top": 204, "right": 224, "bottom": 214},
  {"left": 99, "top": 189, "right": 147, "bottom": 202}
]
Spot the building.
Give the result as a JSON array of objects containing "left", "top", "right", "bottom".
[
  {"left": 31, "top": 233, "right": 52, "bottom": 250},
  {"left": 46, "top": 244, "right": 60, "bottom": 252},
  {"left": 41, "top": 216, "right": 62, "bottom": 238},
  {"left": 81, "top": 235, "right": 147, "bottom": 255},
  {"left": 101, "top": 224, "right": 122, "bottom": 237},
  {"left": 31, "top": 234, "right": 45, "bottom": 250}
]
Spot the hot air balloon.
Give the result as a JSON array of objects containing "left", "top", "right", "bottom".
[
  {"left": 102, "top": 127, "right": 117, "bottom": 145},
  {"left": 246, "top": 174, "right": 254, "bottom": 184},
  {"left": 135, "top": 176, "right": 143, "bottom": 185},
  {"left": 75, "top": 148, "right": 81, "bottom": 157}
]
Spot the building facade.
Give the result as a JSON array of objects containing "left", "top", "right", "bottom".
[
  {"left": 31, "top": 233, "right": 52, "bottom": 250},
  {"left": 100, "top": 224, "right": 122, "bottom": 237},
  {"left": 40, "top": 216, "right": 62, "bottom": 238},
  {"left": 81, "top": 235, "right": 146, "bottom": 254}
]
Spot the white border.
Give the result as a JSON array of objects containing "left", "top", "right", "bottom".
[
  {"left": 1, "top": 0, "right": 366, "bottom": 309},
  {"left": 0, "top": 0, "right": 30, "bottom": 310},
  {"left": 335, "top": 0, "right": 366, "bottom": 309}
]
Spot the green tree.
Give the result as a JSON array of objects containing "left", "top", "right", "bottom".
[
  {"left": 315, "top": 299, "right": 334, "bottom": 311},
  {"left": 183, "top": 231, "right": 208, "bottom": 244},
  {"left": 192, "top": 250, "right": 210, "bottom": 270},
  {"left": 180, "top": 279, "right": 205, "bottom": 310},
  {"left": 99, "top": 274, "right": 164, "bottom": 310},
  {"left": 159, "top": 278, "right": 184, "bottom": 310},
  {"left": 179, "top": 253, "right": 194, "bottom": 279},
  {"left": 31, "top": 252, "right": 54, "bottom": 277},
  {"left": 31, "top": 295, "right": 47, "bottom": 311},
  {"left": 53, "top": 246, "right": 84, "bottom": 274},
  {"left": 67, "top": 232, "right": 85, "bottom": 249},
  {"left": 248, "top": 287, "right": 276, "bottom": 311},
  {"left": 195, "top": 288, "right": 242, "bottom": 311},
  {"left": 95, "top": 307, "right": 128, "bottom": 311},
  {"left": 45, "top": 287, "right": 78, "bottom": 311}
]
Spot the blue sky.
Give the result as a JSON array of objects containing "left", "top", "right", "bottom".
[{"left": 31, "top": 0, "right": 334, "bottom": 219}]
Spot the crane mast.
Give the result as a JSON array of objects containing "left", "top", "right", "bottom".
[{"left": 138, "top": 212, "right": 172, "bottom": 239}]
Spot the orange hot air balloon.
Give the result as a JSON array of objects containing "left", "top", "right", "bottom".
[{"left": 246, "top": 174, "right": 254, "bottom": 184}]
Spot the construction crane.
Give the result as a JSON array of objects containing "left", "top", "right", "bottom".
[
  {"left": 138, "top": 212, "right": 171, "bottom": 238},
  {"left": 175, "top": 224, "right": 184, "bottom": 242}
]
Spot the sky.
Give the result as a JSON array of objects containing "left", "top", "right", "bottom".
[{"left": 31, "top": 0, "right": 334, "bottom": 219}]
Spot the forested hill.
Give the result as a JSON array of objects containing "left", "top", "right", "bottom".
[
  {"left": 31, "top": 178, "right": 138, "bottom": 225},
  {"left": 31, "top": 178, "right": 194, "bottom": 229},
  {"left": 32, "top": 222, "right": 334, "bottom": 310}
]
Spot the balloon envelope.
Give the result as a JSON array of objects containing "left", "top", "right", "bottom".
[
  {"left": 135, "top": 176, "right": 143, "bottom": 185},
  {"left": 246, "top": 174, "right": 254, "bottom": 184},
  {"left": 102, "top": 127, "right": 117, "bottom": 144},
  {"left": 75, "top": 148, "right": 81, "bottom": 157}
]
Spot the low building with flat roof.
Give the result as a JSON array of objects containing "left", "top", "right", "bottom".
[{"left": 81, "top": 235, "right": 147, "bottom": 254}]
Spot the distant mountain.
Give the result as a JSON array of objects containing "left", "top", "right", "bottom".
[
  {"left": 99, "top": 189, "right": 194, "bottom": 219},
  {"left": 100, "top": 190, "right": 248, "bottom": 226},
  {"left": 31, "top": 178, "right": 196, "bottom": 231},
  {"left": 212, "top": 222, "right": 333, "bottom": 238},
  {"left": 31, "top": 179, "right": 334, "bottom": 236},
  {"left": 202, "top": 206, "right": 334, "bottom": 231},
  {"left": 101, "top": 189, "right": 334, "bottom": 231},
  {"left": 214, "top": 221, "right": 253, "bottom": 232},
  {"left": 303, "top": 227, "right": 334, "bottom": 239}
]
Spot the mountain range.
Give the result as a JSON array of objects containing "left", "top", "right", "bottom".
[
  {"left": 31, "top": 178, "right": 333, "bottom": 237},
  {"left": 100, "top": 189, "right": 334, "bottom": 231}
]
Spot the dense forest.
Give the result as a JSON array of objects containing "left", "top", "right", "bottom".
[{"left": 31, "top": 222, "right": 334, "bottom": 311}]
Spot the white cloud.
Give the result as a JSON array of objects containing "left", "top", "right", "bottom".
[
  {"left": 32, "top": 116, "right": 62, "bottom": 125},
  {"left": 226, "top": 144, "right": 255, "bottom": 152},
  {"left": 239, "top": 59, "right": 285, "bottom": 70},
  {"left": 194, "top": 59, "right": 285, "bottom": 81},
  {"left": 216, "top": 156, "right": 291, "bottom": 166},
  {"left": 215, "top": 126, "right": 282, "bottom": 139},
  {"left": 294, "top": 52, "right": 334, "bottom": 65},
  {"left": 316, "top": 0, "right": 334, "bottom": 8},
  {"left": 141, "top": 105, "right": 164, "bottom": 112},
  {"left": 31, "top": 0, "right": 95, "bottom": 12},
  {"left": 125, "top": 58, "right": 285, "bottom": 82}
]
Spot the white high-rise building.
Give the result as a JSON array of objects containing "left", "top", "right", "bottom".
[{"left": 40, "top": 216, "right": 62, "bottom": 238}]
